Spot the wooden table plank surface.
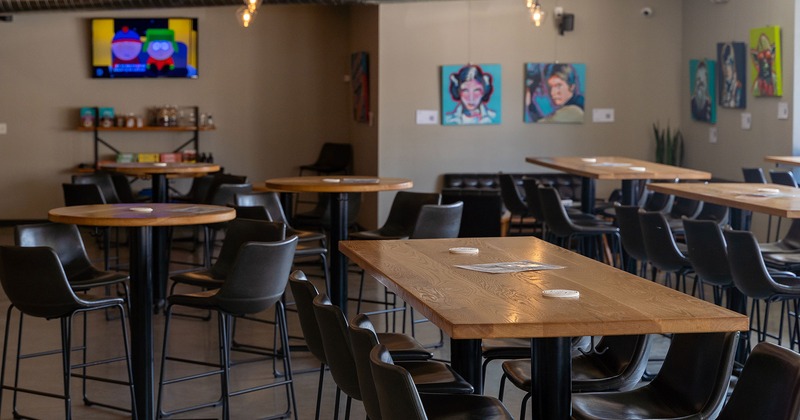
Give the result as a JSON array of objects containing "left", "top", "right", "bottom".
[
  {"left": 526, "top": 156, "right": 712, "bottom": 181},
  {"left": 765, "top": 156, "right": 800, "bottom": 166},
  {"left": 647, "top": 182, "right": 800, "bottom": 219},
  {"left": 340, "top": 237, "right": 747, "bottom": 339}
]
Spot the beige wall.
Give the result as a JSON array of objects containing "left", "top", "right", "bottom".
[
  {"left": 376, "top": 0, "right": 685, "bottom": 219},
  {"left": 682, "top": 0, "right": 795, "bottom": 182},
  {"left": 0, "top": 5, "right": 352, "bottom": 219}
]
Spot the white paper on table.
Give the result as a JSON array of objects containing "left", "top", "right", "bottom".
[{"left": 455, "top": 260, "right": 565, "bottom": 274}]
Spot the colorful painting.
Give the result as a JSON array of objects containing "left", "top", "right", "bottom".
[
  {"left": 441, "top": 64, "right": 502, "bottom": 125},
  {"left": 690, "top": 59, "right": 717, "bottom": 123},
  {"left": 351, "top": 52, "right": 370, "bottom": 123},
  {"left": 749, "top": 26, "right": 782, "bottom": 97},
  {"left": 524, "top": 63, "right": 586, "bottom": 123},
  {"left": 717, "top": 42, "right": 746, "bottom": 109}
]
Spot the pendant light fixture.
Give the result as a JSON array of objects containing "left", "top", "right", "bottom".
[
  {"left": 526, "top": 0, "right": 545, "bottom": 27},
  {"left": 236, "top": 0, "right": 260, "bottom": 28}
]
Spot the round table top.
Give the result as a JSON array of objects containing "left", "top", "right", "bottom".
[
  {"left": 264, "top": 176, "right": 413, "bottom": 193},
  {"left": 49, "top": 203, "right": 235, "bottom": 227},
  {"left": 98, "top": 162, "right": 221, "bottom": 176}
]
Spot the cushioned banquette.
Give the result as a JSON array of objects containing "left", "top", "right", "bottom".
[{"left": 440, "top": 172, "right": 581, "bottom": 237}]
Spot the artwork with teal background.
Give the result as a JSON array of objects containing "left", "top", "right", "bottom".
[
  {"left": 690, "top": 59, "right": 717, "bottom": 123},
  {"left": 441, "top": 64, "right": 502, "bottom": 125},
  {"left": 525, "top": 63, "right": 586, "bottom": 123}
]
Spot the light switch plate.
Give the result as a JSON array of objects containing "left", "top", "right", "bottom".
[
  {"left": 0, "top": 123, "right": 6, "bottom": 135},
  {"left": 741, "top": 113, "right": 752, "bottom": 130},
  {"left": 416, "top": 110, "right": 439, "bottom": 125},
  {"left": 709, "top": 127, "right": 718, "bottom": 144},
  {"left": 779, "top": 102, "right": 790, "bottom": 120},
  {"left": 592, "top": 108, "right": 614, "bottom": 123}
]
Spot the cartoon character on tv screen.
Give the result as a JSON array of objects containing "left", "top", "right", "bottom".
[
  {"left": 144, "top": 28, "right": 177, "bottom": 74},
  {"left": 111, "top": 26, "right": 145, "bottom": 73}
]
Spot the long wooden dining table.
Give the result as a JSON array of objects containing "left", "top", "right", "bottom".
[
  {"left": 340, "top": 236, "right": 747, "bottom": 419},
  {"left": 526, "top": 156, "right": 712, "bottom": 213}
]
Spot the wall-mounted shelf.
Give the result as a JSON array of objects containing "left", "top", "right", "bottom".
[{"left": 78, "top": 106, "right": 213, "bottom": 166}]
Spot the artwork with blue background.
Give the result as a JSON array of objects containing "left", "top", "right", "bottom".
[
  {"left": 690, "top": 59, "right": 717, "bottom": 123},
  {"left": 525, "top": 63, "right": 586, "bottom": 123},
  {"left": 441, "top": 64, "right": 502, "bottom": 125}
]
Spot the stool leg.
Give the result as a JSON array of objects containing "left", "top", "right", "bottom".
[
  {"left": 156, "top": 305, "right": 174, "bottom": 418},
  {"left": 0, "top": 305, "right": 15, "bottom": 416},
  {"left": 314, "top": 363, "right": 325, "bottom": 420},
  {"left": 60, "top": 316, "right": 73, "bottom": 420},
  {"left": 277, "top": 302, "right": 299, "bottom": 420},
  {"left": 116, "top": 304, "right": 138, "bottom": 420},
  {"left": 219, "top": 313, "right": 231, "bottom": 420},
  {"left": 12, "top": 312, "right": 24, "bottom": 416}
]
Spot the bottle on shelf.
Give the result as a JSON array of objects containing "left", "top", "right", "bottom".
[{"left": 207, "top": 153, "right": 214, "bottom": 163}]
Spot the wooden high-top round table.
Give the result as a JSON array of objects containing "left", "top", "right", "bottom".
[
  {"left": 99, "top": 162, "right": 220, "bottom": 204},
  {"left": 264, "top": 176, "right": 412, "bottom": 314},
  {"left": 49, "top": 203, "right": 235, "bottom": 420}
]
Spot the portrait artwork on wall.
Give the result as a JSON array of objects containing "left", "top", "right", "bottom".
[
  {"left": 351, "top": 52, "right": 370, "bottom": 123},
  {"left": 524, "top": 63, "right": 586, "bottom": 124},
  {"left": 716, "top": 42, "right": 746, "bottom": 109},
  {"left": 441, "top": 64, "right": 502, "bottom": 125},
  {"left": 690, "top": 59, "right": 717, "bottom": 124},
  {"left": 749, "top": 26, "right": 782, "bottom": 97}
]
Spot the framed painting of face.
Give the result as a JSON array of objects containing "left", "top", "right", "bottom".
[
  {"left": 441, "top": 64, "right": 502, "bottom": 126},
  {"left": 524, "top": 63, "right": 586, "bottom": 124}
]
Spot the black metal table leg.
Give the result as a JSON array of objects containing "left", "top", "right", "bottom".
[
  {"left": 129, "top": 226, "right": 155, "bottom": 419},
  {"left": 450, "top": 338, "right": 483, "bottom": 394},
  {"left": 532, "top": 337, "right": 572, "bottom": 420},
  {"left": 621, "top": 179, "right": 638, "bottom": 206},
  {"left": 580, "top": 177, "right": 595, "bottom": 214},
  {"left": 151, "top": 174, "right": 169, "bottom": 309},
  {"left": 329, "top": 192, "right": 350, "bottom": 315}
]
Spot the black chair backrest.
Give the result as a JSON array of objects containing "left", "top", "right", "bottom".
[
  {"left": 14, "top": 223, "right": 95, "bottom": 282},
  {"left": 236, "top": 192, "right": 292, "bottom": 226},
  {"left": 312, "top": 142, "right": 353, "bottom": 173},
  {"left": 717, "top": 342, "right": 800, "bottom": 420},
  {"left": 300, "top": 192, "right": 362, "bottom": 229},
  {"left": 779, "top": 219, "right": 800, "bottom": 250},
  {"left": 522, "top": 177, "right": 545, "bottom": 222},
  {"left": 638, "top": 211, "right": 689, "bottom": 272},
  {"left": 442, "top": 193, "right": 503, "bottom": 237},
  {"left": 538, "top": 186, "right": 578, "bottom": 237},
  {"left": 670, "top": 197, "right": 703, "bottom": 219},
  {"left": 369, "top": 344, "right": 428, "bottom": 420},
  {"left": 695, "top": 202, "right": 729, "bottom": 224},
  {"left": 312, "top": 294, "right": 362, "bottom": 400},
  {"left": 287, "top": 271, "right": 328, "bottom": 364},
  {"left": 742, "top": 167, "right": 767, "bottom": 183},
  {"left": 650, "top": 332, "right": 738, "bottom": 418},
  {"left": 72, "top": 173, "right": 121, "bottom": 204},
  {"left": 377, "top": 191, "right": 440, "bottom": 238},
  {"left": 213, "top": 237, "right": 297, "bottom": 315},
  {"left": 349, "top": 314, "right": 385, "bottom": 420},
  {"left": 614, "top": 205, "right": 648, "bottom": 263},
  {"left": 572, "top": 334, "right": 651, "bottom": 393},
  {"left": 62, "top": 183, "right": 106, "bottom": 206},
  {"left": 232, "top": 205, "right": 270, "bottom": 221},
  {"left": 770, "top": 170, "right": 799, "bottom": 187},
  {"left": 723, "top": 229, "right": 797, "bottom": 299},
  {"left": 209, "top": 183, "right": 252, "bottom": 207},
  {"left": 0, "top": 246, "right": 84, "bottom": 319},
  {"left": 410, "top": 202, "right": 463, "bottom": 239},
  {"left": 188, "top": 175, "right": 216, "bottom": 203},
  {"left": 682, "top": 219, "right": 733, "bottom": 287},
  {"left": 103, "top": 171, "right": 139, "bottom": 203},
  {"left": 642, "top": 191, "right": 674, "bottom": 213},
  {"left": 498, "top": 174, "right": 529, "bottom": 216},
  {"left": 203, "top": 173, "right": 248, "bottom": 204},
  {"left": 210, "top": 219, "right": 285, "bottom": 279}
]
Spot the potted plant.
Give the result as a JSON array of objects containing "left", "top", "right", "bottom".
[{"left": 653, "top": 122, "right": 684, "bottom": 166}]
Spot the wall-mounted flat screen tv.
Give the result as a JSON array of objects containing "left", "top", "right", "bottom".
[{"left": 91, "top": 18, "right": 198, "bottom": 78}]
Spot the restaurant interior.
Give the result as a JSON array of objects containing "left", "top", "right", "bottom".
[{"left": 0, "top": 0, "right": 799, "bottom": 419}]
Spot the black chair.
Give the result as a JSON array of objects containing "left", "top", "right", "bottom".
[
  {"left": 498, "top": 174, "right": 534, "bottom": 234},
  {"left": 236, "top": 191, "right": 327, "bottom": 245},
  {"left": 171, "top": 173, "right": 215, "bottom": 203},
  {"left": 61, "top": 183, "right": 117, "bottom": 271},
  {"left": 716, "top": 342, "right": 800, "bottom": 420},
  {"left": 638, "top": 211, "right": 693, "bottom": 289},
  {"left": 293, "top": 192, "right": 362, "bottom": 232},
  {"left": 615, "top": 205, "right": 650, "bottom": 277},
  {"left": 370, "top": 344, "right": 513, "bottom": 420},
  {"left": 770, "top": 170, "right": 798, "bottom": 239},
  {"left": 14, "top": 222, "right": 130, "bottom": 311},
  {"left": 157, "top": 237, "right": 299, "bottom": 420},
  {"left": 349, "top": 314, "right": 474, "bottom": 420},
  {"left": 682, "top": 219, "right": 735, "bottom": 305},
  {"left": 538, "top": 186, "right": 621, "bottom": 265},
  {"left": 442, "top": 193, "right": 504, "bottom": 237},
  {"left": 665, "top": 197, "right": 703, "bottom": 235},
  {"left": 760, "top": 219, "right": 800, "bottom": 253},
  {"left": 0, "top": 246, "right": 136, "bottom": 419},
  {"left": 724, "top": 229, "right": 800, "bottom": 351},
  {"left": 72, "top": 173, "right": 122, "bottom": 204},
  {"left": 104, "top": 171, "right": 147, "bottom": 203},
  {"left": 498, "top": 335, "right": 651, "bottom": 420},
  {"left": 571, "top": 332, "right": 739, "bottom": 420},
  {"left": 299, "top": 142, "right": 353, "bottom": 176}
]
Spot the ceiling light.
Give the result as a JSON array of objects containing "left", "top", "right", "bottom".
[
  {"left": 236, "top": 5, "right": 256, "bottom": 28},
  {"left": 526, "top": 0, "right": 545, "bottom": 27}
]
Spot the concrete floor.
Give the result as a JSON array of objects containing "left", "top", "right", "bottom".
[{"left": 0, "top": 225, "right": 785, "bottom": 419}]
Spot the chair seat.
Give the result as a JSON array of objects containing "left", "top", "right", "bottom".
[
  {"left": 294, "top": 243, "right": 327, "bottom": 257},
  {"left": 378, "top": 332, "right": 433, "bottom": 361},
  {"left": 289, "top": 228, "right": 326, "bottom": 243},
  {"left": 501, "top": 355, "right": 624, "bottom": 392},
  {"left": 167, "top": 289, "right": 219, "bottom": 310},
  {"left": 398, "top": 361, "right": 474, "bottom": 394},
  {"left": 170, "top": 270, "right": 224, "bottom": 289},
  {"left": 572, "top": 386, "right": 697, "bottom": 420},
  {"left": 482, "top": 338, "right": 531, "bottom": 360},
  {"left": 419, "top": 393, "right": 513, "bottom": 419},
  {"left": 760, "top": 240, "right": 800, "bottom": 254},
  {"left": 69, "top": 269, "right": 129, "bottom": 292}
]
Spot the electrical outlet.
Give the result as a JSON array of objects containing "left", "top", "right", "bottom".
[
  {"left": 592, "top": 108, "right": 614, "bottom": 123},
  {"left": 415, "top": 110, "right": 438, "bottom": 125},
  {"left": 709, "top": 127, "right": 718, "bottom": 144},
  {"left": 778, "top": 102, "right": 790, "bottom": 120},
  {"left": 741, "top": 113, "right": 751, "bottom": 130},
  {"left": 0, "top": 123, "right": 7, "bottom": 135}
]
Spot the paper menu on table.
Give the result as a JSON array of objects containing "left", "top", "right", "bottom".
[{"left": 455, "top": 260, "right": 565, "bottom": 274}]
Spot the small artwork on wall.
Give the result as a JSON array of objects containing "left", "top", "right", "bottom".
[
  {"left": 441, "top": 64, "right": 502, "bottom": 125},
  {"left": 351, "top": 52, "right": 370, "bottom": 123},
  {"left": 717, "top": 42, "right": 746, "bottom": 109},
  {"left": 524, "top": 63, "right": 585, "bottom": 124},
  {"left": 690, "top": 59, "right": 717, "bottom": 124},
  {"left": 749, "top": 26, "right": 782, "bottom": 97}
]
